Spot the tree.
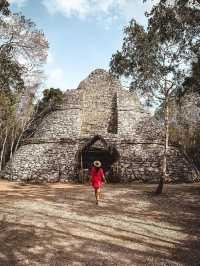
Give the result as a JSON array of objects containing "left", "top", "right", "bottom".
[
  {"left": 110, "top": 2, "right": 200, "bottom": 194},
  {"left": 0, "top": 0, "right": 10, "bottom": 15},
  {"left": 143, "top": 0, "right": 200, "bottom": 6},
  {"left": 0, "top": 51, "right": 25, "bottom": 94},
  {"left": 37, "top": 87, "right": 64, "bottom": 114},
  {"left": 0, "top": 7, "right": 49, "bottom": 171},
  {"left": 22, "top": 88, "right": 64, "bottom": 140},
  {"left": 0, "top": 13, "right": 48, "bottom": 93}
]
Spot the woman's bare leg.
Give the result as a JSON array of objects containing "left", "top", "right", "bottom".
[
  {"left": 94, "top": 189, "right": 98, "bottom": 204},
  {"left": 94, "top": 188, "right": 100, "bottom": 205},
  {"left": 97, "top": 188, "right": 100, "bottom": 203}
]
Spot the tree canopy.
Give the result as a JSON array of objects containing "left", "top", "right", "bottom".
[
  {"left": 0, "top": 0, "right": 10, "bottom": 15},
  {"left": 0, "top": 3, "right": 49, "bottom": 170},
  {"left": 110, "top": 1, "right": 200, "bottom": 193},
  {"left": 37, "top": 87, "right": 64, "bottom": 114},
  {"left": 0, "top": 13, "right": 49, "bottom": 94}
]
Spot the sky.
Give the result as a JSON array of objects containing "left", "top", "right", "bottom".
[{"left": 9, "top": 0, "right": 158, "bottom": 92}]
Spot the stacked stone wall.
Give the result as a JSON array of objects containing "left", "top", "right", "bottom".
[
  {"left": 117, "top": 89, "right": 148, "bottom": 135},
  {"left": 1, "top": 69, "right": 198, "bottom": 183},
  {"left": 35, "top": 90, "right": 82, "bottom": 139},
  {"left": 115, "top": 142, "right": 194, "bottom": 183},
  {"left": 79, "top": 69, "right": 120, "bottom": 134},
  {"left": 1, "top": 135, "right": 196, "bottom": 183},
  {"left": 2, "top": 140, "right": 78, "bottom": 182}
]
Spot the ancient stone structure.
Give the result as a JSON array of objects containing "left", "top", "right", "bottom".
[{"left": 1, "top": 69, "right": 197, "bottom": 183}]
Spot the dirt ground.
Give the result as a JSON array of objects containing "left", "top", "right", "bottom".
[{"left": 0, "top": 180, "right": 200, "bottom": 266}]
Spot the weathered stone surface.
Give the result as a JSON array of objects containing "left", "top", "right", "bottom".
[
  {"left": 1, "top": 69, "right": 198, "bottom": 183},
  {"left": 177, "top": 90, "right": 200, "bottom": 128},
  {"left": 79, "top": 69, "right": 120, "bottom": 135},
  {"left": 35, "top": 90, "right": 82, "bottom": 139}
]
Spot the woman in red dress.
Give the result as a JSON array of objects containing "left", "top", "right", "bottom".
[{"left": 90, "top": 160, "right": 106, "bottom": 205}]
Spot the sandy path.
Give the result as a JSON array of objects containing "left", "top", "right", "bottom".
[{"left": 0, "top": 180, "right": 199, "bottom": 266}]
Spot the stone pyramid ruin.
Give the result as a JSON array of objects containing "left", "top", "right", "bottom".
[{"left": 2, "top": 69, "right": 196, "bottom": 183}]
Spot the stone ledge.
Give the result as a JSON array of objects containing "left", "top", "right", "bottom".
[{"left": 21, "top": 136, "right": 179, "bottom": 148}]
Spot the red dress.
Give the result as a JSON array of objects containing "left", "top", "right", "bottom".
[{"left": 90, "top": 167, "right": 104, "bottom": 189}]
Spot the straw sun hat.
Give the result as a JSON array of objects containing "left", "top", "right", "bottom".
[{"left": 93, "top": 160, "right": 101, "bottom": 167}]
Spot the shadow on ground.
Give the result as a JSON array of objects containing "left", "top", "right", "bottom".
[{"left": 0, "top": 180, "right": 199, "bottom": 266}]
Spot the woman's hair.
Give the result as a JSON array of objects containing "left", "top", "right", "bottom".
[{"left": 94, "top": 166, "right": 101, "bottom": 172}]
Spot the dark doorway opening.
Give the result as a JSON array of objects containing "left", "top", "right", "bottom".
[
  {"left": 77, "top": 135, "right": 120, "bottom": 183},
  {"left": 82, "top": 147, "right": 115, "bottom": 172}
]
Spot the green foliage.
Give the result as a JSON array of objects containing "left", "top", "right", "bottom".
[
  {"left": 0, "top": 5, "right": 49, "bottom": 170},
  {"left": 143, "top": 0, "right": 200, "bottom": 6},
  {"left": 0, "top": 51, "right": 25, "bottom": 93},
  {"left": 0, "top": 13, "right": 49, "bottom": 92},
  {"left": 21, "top": 88, "right": 64, "bottom": 140},
  {"left": 110, "top": 2, "right": 200, "bottom": 105},
  {"left": 0, "top": 0, "right": 10, "bottom": 15},
  {"left": 37, "top": 87, "right": 64, "bottom": 114},
  {"left": 110, "top": 1, "right": 200, "bottom": 190},
  {"left": 0, "top": 91, "right": 16, "bottom": 122}
]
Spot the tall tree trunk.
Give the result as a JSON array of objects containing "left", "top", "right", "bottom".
[
  {"left": 0, "top": 127, "right": 8, "bottom": 171},
  {"left": 14, "top": 120, "right": 26, "bottom": 153},
  {"left": 10, "top": 127, "right": 16, "bottom": 179},
  {"left": 10, "top": 127, "right": 15, "bottom": 160},
  {"left": 156, "top": 99, "right": 169, "bottom": 195}
]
